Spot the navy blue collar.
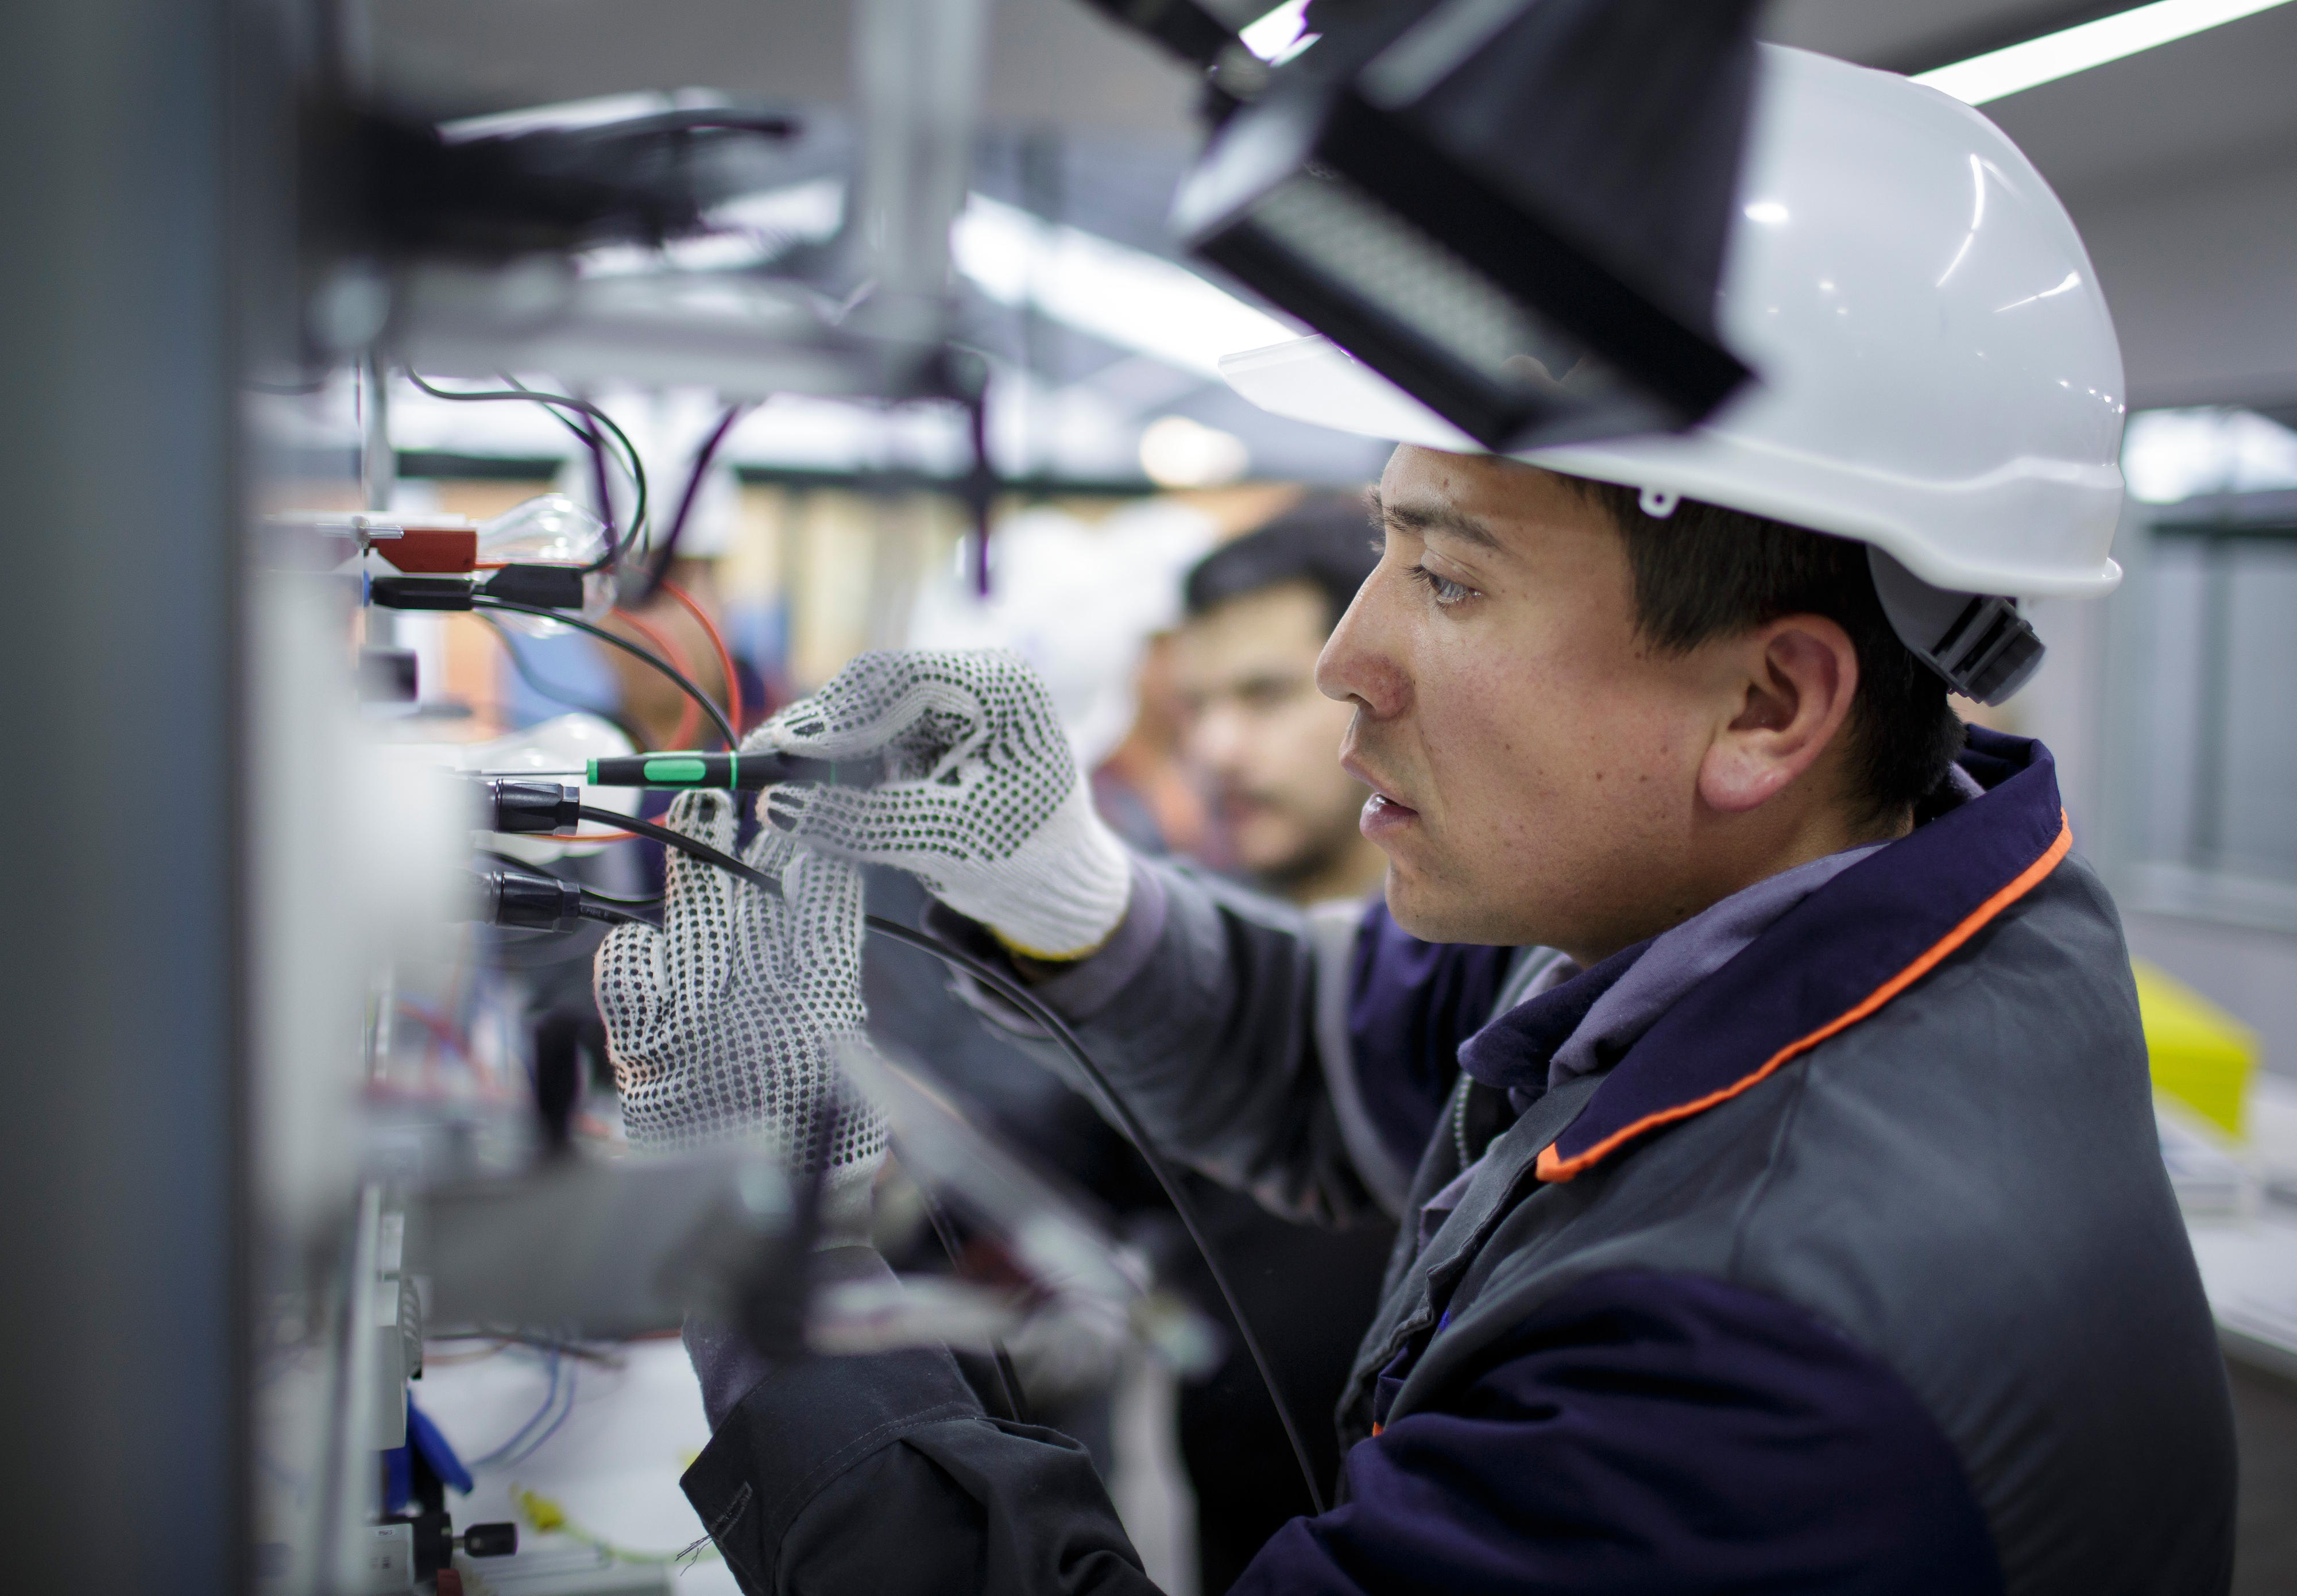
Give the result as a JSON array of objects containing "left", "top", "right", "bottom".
[
  {"left": 1457, "top": 938, "right": 1651, "bottom": 1096},
  {"left": 1518, "top": 727, "right": 2071, "bottom": 1182}
]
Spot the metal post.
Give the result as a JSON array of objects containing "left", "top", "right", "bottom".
[
  {"left": 362, "top": 353, "right": 397, "bottom": 515},
  {"left": 2191, "top": 532, "right": 2233, "bottom": 870},
  {"left": 0, "top": 1, "right": 242, "bottom": 1592}
]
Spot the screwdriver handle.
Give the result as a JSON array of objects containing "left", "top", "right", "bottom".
[{"left": 583, "top": 752, "right": 877, "bottom": 791}]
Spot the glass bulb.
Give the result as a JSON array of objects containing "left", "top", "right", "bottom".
[{"left": 477, "top": 494, "right": 617, "bottom": 636}]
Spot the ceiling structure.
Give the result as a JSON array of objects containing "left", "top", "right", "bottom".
[
  {"left": 367, "top": 0, "right": 2297, "bottom": 454},
  {"left": 1766, "top": 1, "right": 2297, "bottom": 411}
]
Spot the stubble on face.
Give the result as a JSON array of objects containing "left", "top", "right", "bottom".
[{"left": 1324, "top": 450, "right": 1719, "bottom": 956}]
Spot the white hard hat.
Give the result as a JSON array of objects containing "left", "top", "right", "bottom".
[{"left": 1221, "top": 44, "right": 2126, "bottom": 609}]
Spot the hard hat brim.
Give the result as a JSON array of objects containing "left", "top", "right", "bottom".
[{"left": 1222, "top": 336, "right": 2122, "bottom": 600}]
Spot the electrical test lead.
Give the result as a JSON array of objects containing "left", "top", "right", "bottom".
[
  {"left": 403, "top": 371, "right": 649, "bottom": 573},
  {"left": 469, "top": 598, "right": 738, "bottom": 748}
]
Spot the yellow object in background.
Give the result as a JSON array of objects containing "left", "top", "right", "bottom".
[{"left": 2135, "top": 960, "right": 2260, "bottom": 1141}]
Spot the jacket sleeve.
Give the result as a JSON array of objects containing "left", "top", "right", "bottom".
[
  {"left": 687, "top": 1265, "right": 2001, "bottom": 1595},
  {"left": 930, "top": 857, "right": 1506, "bottom": 1224},
  {"left": 682, "top": 1342, "right": 1161, "bottom": 1596},
  {"left": 681, "top": 1251, "right": 1156, "bottom": 1596},
  {"left": 1231, "top": 1270, "right": 2004, "bottom": 1596}
]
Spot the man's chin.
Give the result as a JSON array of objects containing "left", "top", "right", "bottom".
[{"left": 1385, "top": 865, "right": 1519, "bottom": 946}]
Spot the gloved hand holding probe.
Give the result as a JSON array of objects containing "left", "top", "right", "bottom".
[
  {"left": 744, "top": 648, "right": 1133, "bottom": 961},
  {"left": 591, "top": 790, "right": 887, "bottom": 1240}
]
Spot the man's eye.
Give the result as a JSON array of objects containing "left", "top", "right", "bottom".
[
  {"left": 1409, "top": 565, "right": 1478, "bottom": 606},
  {"left": 1238, "top": 678, "right": 1305, "bottom": 711}
]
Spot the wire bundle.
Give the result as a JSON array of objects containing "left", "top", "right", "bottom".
[{"left": 463, "top": 1348, "right": 578, "bottom": 1471}]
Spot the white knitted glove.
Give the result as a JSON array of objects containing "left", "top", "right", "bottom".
[
  {"left": 748, "top": 649, "right": 1132, "bottom": 960},
  {"left": 593, "top": 790, "right": 886, "bottom": 1241}
]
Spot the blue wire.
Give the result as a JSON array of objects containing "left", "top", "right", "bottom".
[
  {"left": 466, "top": 1350, "right": 564, "bottom": 1470},
  {"left": 501, "top": 1359, "right": 579, "bottom": 1464}
]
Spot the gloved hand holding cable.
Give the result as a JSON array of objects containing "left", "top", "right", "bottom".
[
  {"left": 744, "top": 648, "right": 1132, "bottom": 961},
  {"left": 591, "top": 789, "right": 885, "bottom": 1241}
]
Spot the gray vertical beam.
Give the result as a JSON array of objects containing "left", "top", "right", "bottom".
[
  {"left": 0, "top": 0, "right": 242, "bottom": 1591},
  {"left": 2191, "top": 535, "right": 2233, "bottom": 869}
]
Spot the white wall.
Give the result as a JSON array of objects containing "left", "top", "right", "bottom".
[{"left": 2020, "top": 524, "right": 2297, "bottom": 1080}]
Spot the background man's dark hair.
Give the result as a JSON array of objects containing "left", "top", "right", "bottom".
[
  {"left": 1184, "top": 494, "right": 1380, "bottom": 631},
  {"left": 1572, "top": 480, "right": 1967, "bottom": 822}
]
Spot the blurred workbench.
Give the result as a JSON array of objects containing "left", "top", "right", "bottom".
[{"left": 416, "top": 1335, "right": 739, "bottom": 1596}]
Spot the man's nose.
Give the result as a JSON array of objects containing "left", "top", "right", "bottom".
[{"left": 1317, "top": 577, "right": 1408, "bottom": 718}]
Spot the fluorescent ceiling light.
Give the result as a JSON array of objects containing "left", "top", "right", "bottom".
[
  {"left": 2122, "top": 407, "right": 2297, "bottom": 503},
  {"left": 1239, "top": 0, "right": 1316, "bottom": 63},
  {"left": 439, "top": 88, "right": 728, "bottom": 144},
  {"left": 952, "top": 194, "right": 1296, "bottom": 378},
  {"left": 1915, "top": 0, "right": 2297, "bottom": 105}
]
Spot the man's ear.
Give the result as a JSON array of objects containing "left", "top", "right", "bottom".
[{"left": 1696, "top": 616, "right": 1860, "bottom": 814}]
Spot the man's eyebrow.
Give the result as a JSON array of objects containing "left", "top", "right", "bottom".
[{"left": 1369, "top": 490, "right": 1506, "bottom": 552}]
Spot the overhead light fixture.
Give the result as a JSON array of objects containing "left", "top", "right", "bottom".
[
  {"left": 952, "top": 193, "right": 1294, "bottom": 377},
  {"left": 1238, "top": 0, "right": 1316, "bottom": 63},
  {"left": 1170, "top": 0, "right": 1764, "bottom": 452},
  {"left": 1915, "top": 0, "right": 2297, "bottom": 105},
  {"left": 1139, "top": 415, "right": 1250, "bottom": 487}
]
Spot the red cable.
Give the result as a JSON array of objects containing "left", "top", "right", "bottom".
[
  {"left": 656, "top": 577, "right": 745, "bottom": 737},
  {"left": 610, "top": 606, "right": 703, "bottom": 749}
]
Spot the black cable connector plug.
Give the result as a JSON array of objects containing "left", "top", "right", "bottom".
[
  {"left": 460, "top": 1522, "right": 518, "bottom": 1559},
  {"left": 482, "top": 779, "right": 582, "bottom": 834},
  {"left": 371, "top": 565, "right": 586, "bottom": 613},
  {"left": 470, "top": 866, "right": 583, "bottom": 930},
  {"left": 483, "top": 563, "right": 586, "bottom": 609},
  {"left": 372, "top": 574, "right": 474, "bottom": 611},
  {"left": 466, "top": 865, "right": 647, "bottom": 931}
]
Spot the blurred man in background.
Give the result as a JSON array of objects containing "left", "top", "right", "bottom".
[
  {"left": 1175, "top": 496, "right": 1387, "bottom": 906},
  {"left": 1157, "top": 496, "right": 1394, "bottom": 1592}
]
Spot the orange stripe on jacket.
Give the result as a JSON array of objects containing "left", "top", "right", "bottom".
[{"left": 1534, "top": 811, "right": 2073, "bottom": 1184}]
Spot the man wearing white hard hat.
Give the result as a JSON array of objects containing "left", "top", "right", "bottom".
[{"left": 610, "top": 44, "right": 2235, "bottom": 1595}]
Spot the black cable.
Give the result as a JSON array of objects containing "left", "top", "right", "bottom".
[
  {"left": 583, "top": 404, "right": 626, "bottom": 561},
  {"left": 503, "top": 374, "right": 649, "bottom": 571},
  {"left": 480, "top": 856, "right": 667, "bottom": 911},
  {"left": 583, "top": 887, "right": 664, "bottom": 909},
  {"left": 578, "top": 899, "right": 648, "bottom": 926},
  {"left": 629, "top": 402, "right": 749, "bottom": 609},
  {"left": 475, "top": 597, "right": 738, "bottom": 749},
  {"left": 401, "top": 370, "right": 649, "bottom": 571},
  {"left": 476, "top": 613, "right": 652, "bottom": 751},
  {"left": 965, "top": 392, "right": 995, "bottom": 597},
  {"left": 573, "top": 803, "right": 1328, "bottom": 1515},
  {"left": 919, "top": 1193, "right": 1032, "bottom": 1427},
  {"left": 869, "top": 918, "right": 1324, "bottom": 1513},
  {"left": 578, "top": 806, "right": 768, "bottom": 879}
]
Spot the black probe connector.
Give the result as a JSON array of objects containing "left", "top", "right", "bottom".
[
  {"left": 474, "top": 778, "right": 775, "bottom": 902},
  {"left": 483, "top": 779, "right": 584, "bottom": 834},
  {"left": 469, "top": 865, "right": 581, "bottom": 929},
  {"left": 370, "top": 565, "right": 586, "bottom": 612},
  {"left": 466, "top": 865, "right": 644, "bottom": 930}
]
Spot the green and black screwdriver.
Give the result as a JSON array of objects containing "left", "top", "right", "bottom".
[{"left": 501, "top": 751, "right": 887, "bottom": 792}]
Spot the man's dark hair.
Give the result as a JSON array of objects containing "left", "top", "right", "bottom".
[
  {"left": 1572, "top": 480, "right": 1966, "bottom": 822},
  {"left": 1184, "top": 494, "right": 1380, "bottom": 632}
]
